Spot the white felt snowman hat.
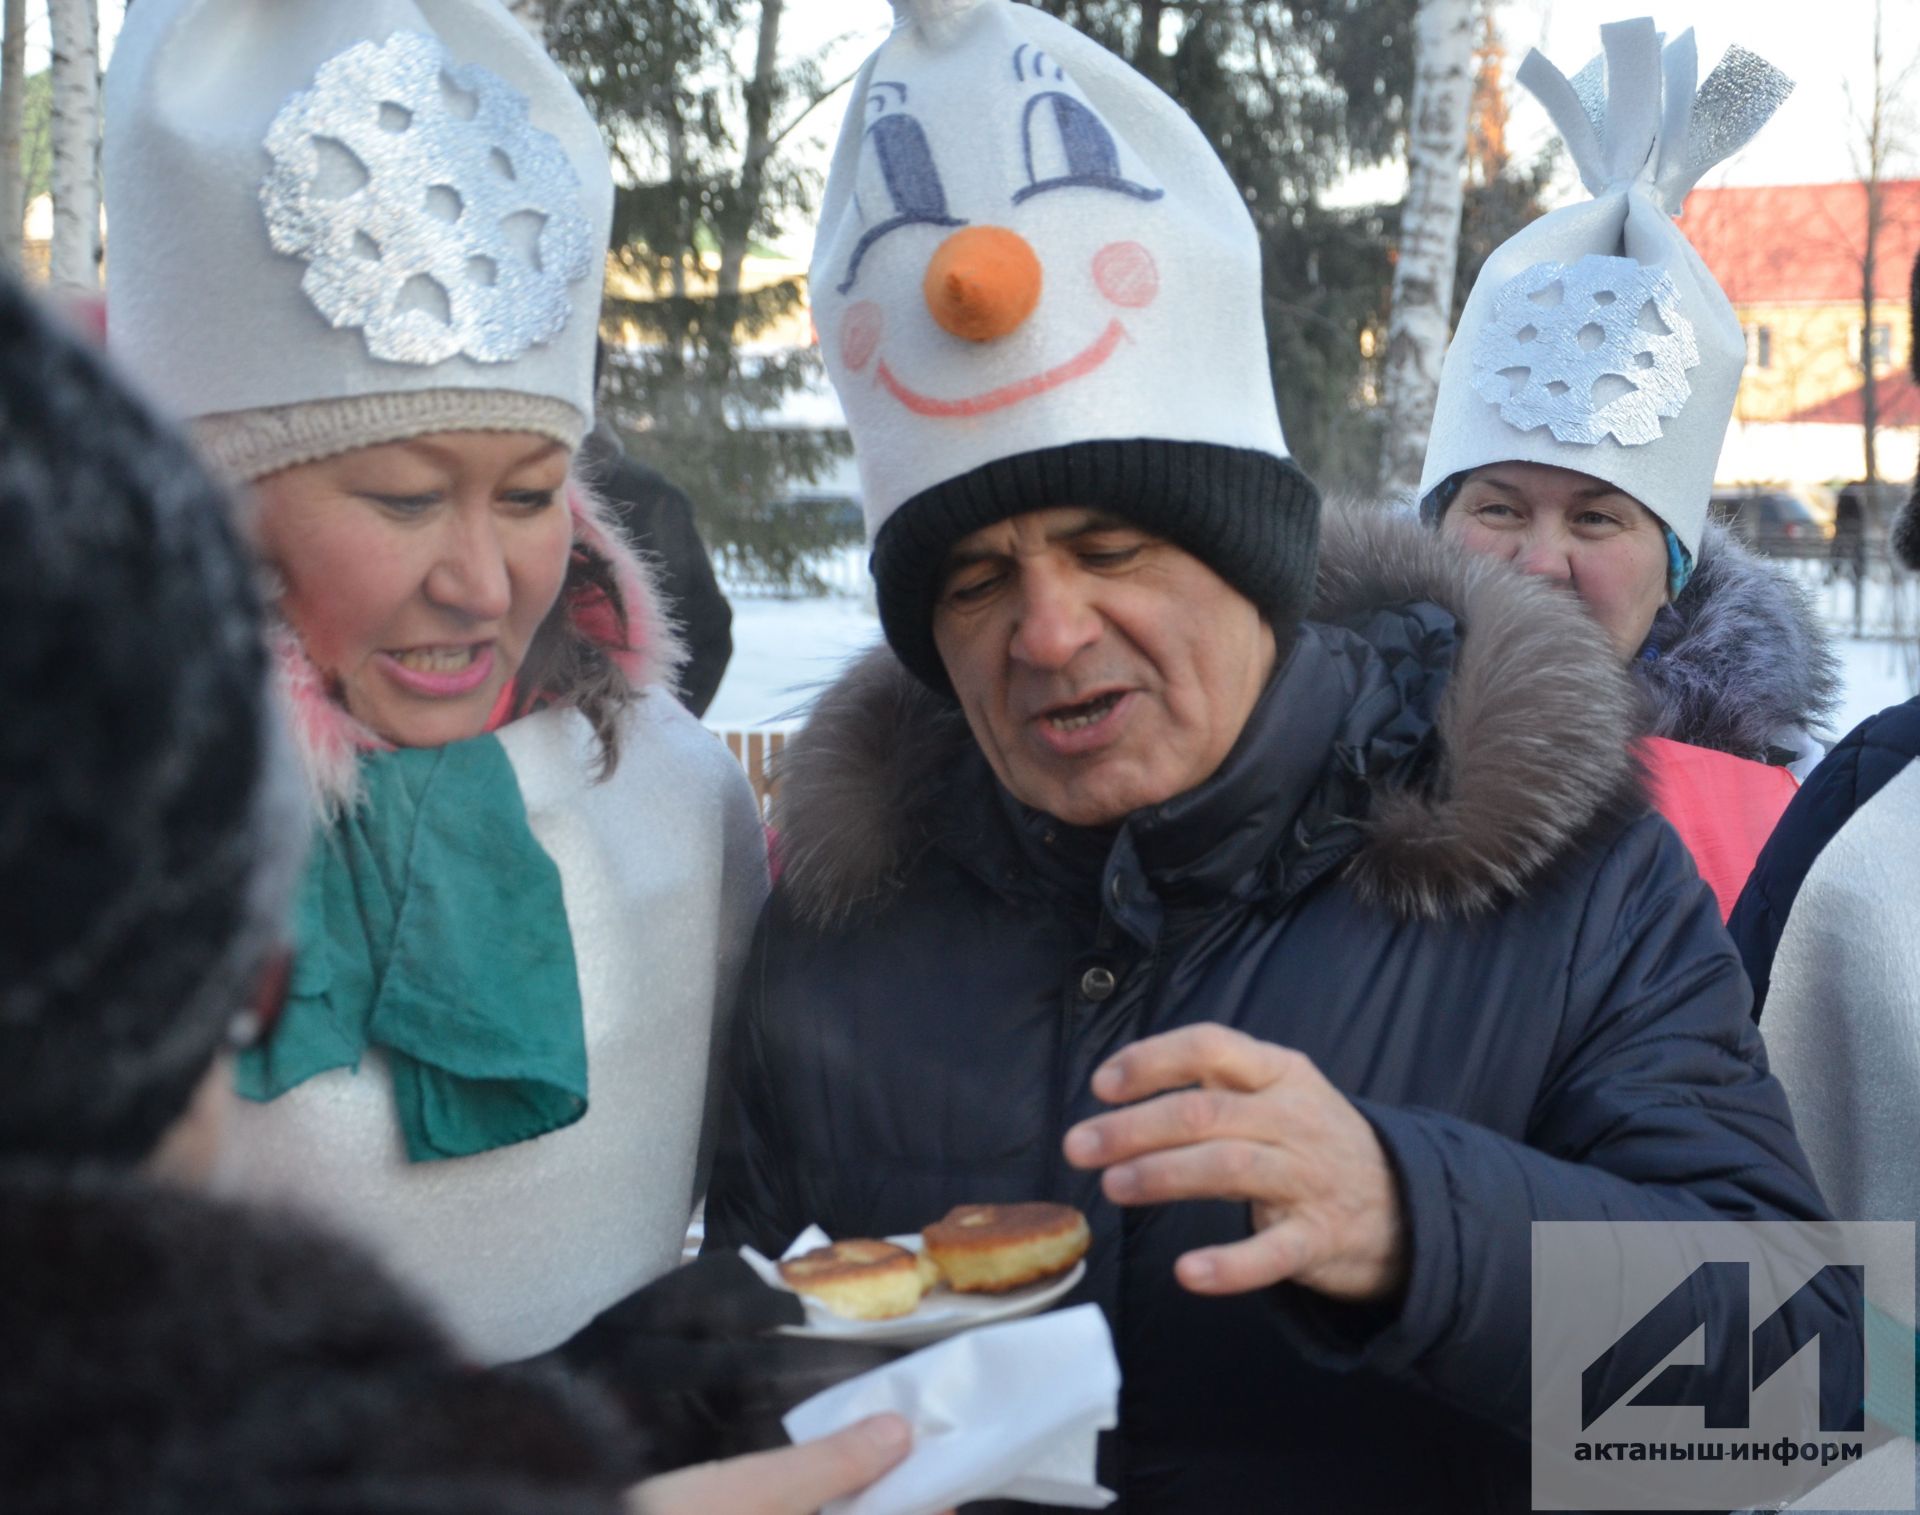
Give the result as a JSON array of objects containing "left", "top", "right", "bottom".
[
  {"left": 1420, "top": 19, "right": 1790, "bottom": 564},
  {"left": 814, "top": 0, "right": 1319, "bottom": 688},
  {"left": 104, "top": 0, "right": 613, "bottom": 481}
]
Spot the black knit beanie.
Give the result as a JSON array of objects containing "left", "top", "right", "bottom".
[
  {"left": 0, "top": 273, "right": 296, "bottom": 1166},
  {"left": 1896, "top": 250, "right": 1920, "bottom": 572},
  {"left": 872, "top": 438, "right": 1323, "bottom": 693}
]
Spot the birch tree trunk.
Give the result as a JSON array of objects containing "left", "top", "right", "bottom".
[
  {"left": 1377, "top": 0, "right": 1475, "bottom": 499},
  {"left": 0, "top": 0, "right": 26, "bottom": 273},
  {"left": 48, "top": 0, "right": 101, "bottom": 292}
]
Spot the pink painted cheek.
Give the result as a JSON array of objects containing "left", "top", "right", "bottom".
[
  {"left": 840, "top": 301, "right": 885, "bottom": 372},
  {"left": 1093, "top": 241, "right": 1159, "bottom": 309}
]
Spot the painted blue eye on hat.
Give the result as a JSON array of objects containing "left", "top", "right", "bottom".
[{"left": 837, "top": 92, "right": 966, "bottom": 295}]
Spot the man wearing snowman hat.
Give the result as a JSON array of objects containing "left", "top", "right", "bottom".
[{"left": 708, "top": 5, "right": 1841, "bottom": 1507}]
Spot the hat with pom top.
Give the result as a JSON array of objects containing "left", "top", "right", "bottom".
[
  {"left": 819, "top": 0, "right": 1320, "bottom": 690},
  {"left": 1419, "top": 18, "right": 1793, "bottom": 564}
]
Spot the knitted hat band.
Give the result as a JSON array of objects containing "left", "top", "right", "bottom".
[
  {"left": 873, "top": 438, "right": 1322, "bottom": 692},
  {"left": 194, "top": 390, "right": 587, "bottom": 483}
]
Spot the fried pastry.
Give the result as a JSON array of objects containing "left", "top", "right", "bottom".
[
  {"left": 921, "top": 1202, "right": 1090, "bottom": 1293},
  {"left": 778, "top": 1238, "right": 936, "bottom": 1320}
]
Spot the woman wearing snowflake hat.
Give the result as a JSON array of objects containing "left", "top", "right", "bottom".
[
  {"left": 1418, "top": 20, "right": 1838, "bottom": 919},
  {"left": 101, "top": 0, "right": 769, "bottom": 1369}
]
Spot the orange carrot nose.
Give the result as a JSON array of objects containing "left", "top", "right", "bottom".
[{"left": 923, "top": 226, "right": 1043, "bottom": 342}]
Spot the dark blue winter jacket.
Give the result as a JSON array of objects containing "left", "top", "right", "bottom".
[
  {"left": 1730, "top": 696, "right": 1920, "bottom": 1020},
  {"left": 707, "top": 512, "right": 1835, "bottom": 1513}
]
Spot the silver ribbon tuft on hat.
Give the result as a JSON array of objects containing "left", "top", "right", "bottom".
[
  {"left": 1516, "top": 19, "right": 1793, "bottom": 214},
  {"left": 1469, "top": 253, "right": 1701, "bottom": 447},
  {"left": 260, "top": 31, "right": 594, "bottom": 367}
]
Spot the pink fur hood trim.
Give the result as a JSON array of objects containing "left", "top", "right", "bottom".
[{"left": 276, "top": 474, "right": 687, "bottom": 819}]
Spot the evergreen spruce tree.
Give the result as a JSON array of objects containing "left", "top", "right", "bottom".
[{"left": 551, "top": 1, "right": 858, "bottom": 591}]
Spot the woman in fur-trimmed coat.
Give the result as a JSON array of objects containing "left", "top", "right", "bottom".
[{"left": 1430, "top": 474, "right": 1840, "bottom": 918}]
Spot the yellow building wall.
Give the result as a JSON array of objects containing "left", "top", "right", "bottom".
[{"left": 1731, "top": 299, "right": 1913, "bottom": 424}]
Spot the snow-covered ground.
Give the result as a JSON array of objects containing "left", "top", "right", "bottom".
[
  {"left": 703, "top": 592, "right": 882, "bottom": 730},
  {"left": 1834, "top": 637, "right": 1920, "bottom": 739},
  {"left": 704, "top": 584, "right": 1920, "bottom": 747}
]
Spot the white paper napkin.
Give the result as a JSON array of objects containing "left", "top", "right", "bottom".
[
  {"left": 783, "top": 1303, "right": 1120, "bottom": 1515},
  {"left": 742, "top": 1223, "right": 836, "bottom": 1287}
]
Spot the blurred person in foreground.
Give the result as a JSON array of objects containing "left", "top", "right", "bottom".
[
  {"left": 1415, "top": 23, "right": 1834, "bottom": 920},
  {"left": 705, "top": 7, "right": 1842, "bottom": 1510},
  {"left": 0, "top": 265, "right": 918, "bottom": 1515}
]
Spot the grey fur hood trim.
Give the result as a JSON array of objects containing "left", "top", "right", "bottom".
[
  {"left": 773, "top": 506, "right": 1644, "bottom": 928},
  {"left": 1639, "top": 522, "right": 1840, "bottom": 762}
]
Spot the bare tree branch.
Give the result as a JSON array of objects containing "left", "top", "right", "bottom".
[{"left": 767, "top": 58, "right": 868, "bottom": 153}]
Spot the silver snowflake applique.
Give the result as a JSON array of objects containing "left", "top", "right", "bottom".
[
  {"left": 1469, "top": 254, "right": 1701, "bottom": 447},
  {"left": 260, "top": 31, "right": 594, "bottom": 366}
]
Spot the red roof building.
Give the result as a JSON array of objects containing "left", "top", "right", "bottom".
[
  {"left": 1681, "top": 181, "right": 1920, "bottom": 304},
  {"left": 1677, "top": 182, "right": 1920, "bottom": 437}
]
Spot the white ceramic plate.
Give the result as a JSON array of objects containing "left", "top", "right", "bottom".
[{"left": 772, "top": 1233, "right": 1087, "bottom": 1347}]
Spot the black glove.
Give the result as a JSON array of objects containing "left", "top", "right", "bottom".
[{"left": 526, "top": 1253, "right": 900, "bottom": 1475}]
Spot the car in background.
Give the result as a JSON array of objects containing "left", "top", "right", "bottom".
[{"left": 1708, "top": 488, "right": 1833, "bottom": 558}]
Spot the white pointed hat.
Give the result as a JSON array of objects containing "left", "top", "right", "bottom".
[
  {"left": 104, "top": 0, "right": 614, "bottom": 479},
  {"left": 814, "top": 0, "right": 1320, "bottom": 687},
  {"left": 1419, "top": 19, "right": 1791, "bottom": 561}
]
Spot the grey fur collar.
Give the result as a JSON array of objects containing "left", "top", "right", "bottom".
[
  {"left": 773, "top": 506, "right": 1645, "bottom": 928},
  {"left": 1639, "top": 523, "right": 1840, "bottom": 762}
]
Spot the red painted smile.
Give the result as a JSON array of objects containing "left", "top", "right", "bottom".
[{"left": 877, "top": 319, "right": 1131, "bottom": 418}]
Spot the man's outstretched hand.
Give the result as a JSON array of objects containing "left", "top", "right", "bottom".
[{"left": 1062, "top": 1024, "right": 1407, "bottom": 1302}]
